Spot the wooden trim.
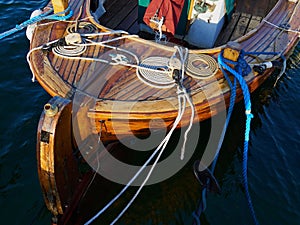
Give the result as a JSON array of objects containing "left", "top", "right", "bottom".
[{"left": 37, "top": 97, "right": 80, "bottom": 216}]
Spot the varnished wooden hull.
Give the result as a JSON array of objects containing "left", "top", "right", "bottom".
[
  {"left": 29, "top": 0, "right": 300, "bottom": 142},
  {"left": 37, "top": 97, "right": 79, "bottom": 219},
  {"left": 32, "top": 0, "right": 300, "bottom": 224}
]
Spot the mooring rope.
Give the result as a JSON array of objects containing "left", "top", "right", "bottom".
[
  {"left": 84, "top": 46, "right": 195, "bottom": 225},
  {"left": 0, "top": 6, "right": 73, "bottom": 40},
  {"left": 173, "top": 46, "right": 196, "bottom": 160},
  {"left": 218, "top": 52, "right": 259, "bottom": 225},
  {"left": 27, "top": 39, "right": 61, "bottom": 82},
  {"left": 192, "top": 69, "right": 237, "bottom": 225},
  {"left": 262, "top": 19, "right": 300, "bottom": 36},
  {"left": 84, "top": 82, "right": 187, "bottom": 225},
  {"left": 193, "top": 48, "right": 286, "bottom": 224},
  {"left": 262, "top": 0, "right": 300, "bottom": 36}
]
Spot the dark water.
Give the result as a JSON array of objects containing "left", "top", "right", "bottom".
[{"left": 0, "top": 1, "right": 299, "bottom": 225}]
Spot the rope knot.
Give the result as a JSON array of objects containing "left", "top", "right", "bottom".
[{"left": 236, "top": 50, "right": 252, "bottom": 76}]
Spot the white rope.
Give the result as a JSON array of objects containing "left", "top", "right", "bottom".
[
  {"left": 35, "top": 16, "right": 94, "bottom": 28},
  {"left": 262, "top": 19, "right": 300, "bottom": 36},
  {"left": 273, "top": 56, "right": 287, "bottom": 87},
  {"left": 109, "top": 93, "right": 186, "bottom": 225},
  {"left": 174, "top": 46, "right": 196, "bottom": 160},
  {"left": 262, "top": 0, "right": 300, "bottom": 36},
  {"left": 80, "top": 30, "right": 129, "bottom": 37},
  {"left": 180, "top": 87, "right": 195, "bottom": 160},
  {"left": 185, "top": 53, "right": 219, "bottom": 79},
  {"left": 136, "top": 56, "right": 175, "bottom": 88},
  {"left": 106, "top": 47, "right": 196, "bottom": 225},
  {"left": 84, "top": 47, "right": 196, "bottom": 225},
  {"left": 27, "top": 39, "right": 60, "bottom": 82},
  {"left": 84, "top": 91, "right": 186, "bottom": 225},
  {"left": 53, "top": 43, "right": 87, "bottom": 56}
]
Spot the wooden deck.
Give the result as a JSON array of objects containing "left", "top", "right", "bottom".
[
  {"left": 236, "top": 0, "right": 278, "bottom": 17},
  {"left": 29, "top": 0, "right": 300, "bottom": 139},
  {"left": 98, "top": 0, "right": 139, "bottom": 34},
  {"left": 215, "top": 13, "right": 263, "bottom": 46},
  {"left": 97, "top": 0, "right": 277, "bottom": 47},
  {"left": 31, "top": 1, "right": 300, "bottom": 223}
]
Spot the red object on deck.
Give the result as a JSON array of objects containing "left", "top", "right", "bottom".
[{"left": 143, "top": 0, "right": 185, "bottom": 35}]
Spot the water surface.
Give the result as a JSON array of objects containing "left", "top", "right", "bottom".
[{"left": 0, "top": 1, "right": 299, "bottom": 225}]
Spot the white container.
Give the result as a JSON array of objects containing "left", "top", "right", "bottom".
[{"left": 185, "top": 0, "right": 226, "bottom": 48}]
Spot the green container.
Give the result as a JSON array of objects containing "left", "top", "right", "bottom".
[{"left": 225, "top": 0, "right": 235, "bottom": 18}]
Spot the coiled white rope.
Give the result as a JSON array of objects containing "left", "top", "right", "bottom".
[
  {"left": 66, "top": 21, "right": 98, "bottom": 34},
  {"left": 53, "top": 43, "right": 87, "bottom": 56},
  {"left": 185, "top": 53, "right": 219, "bottom": 79},
  {"left": 136, "top": 56, "right": 175, "bottom": 88}
]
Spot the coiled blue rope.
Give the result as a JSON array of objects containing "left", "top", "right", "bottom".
[
  {"left": 0, "top": 6, "right": 73, "bottom": 40},
  {"left": 218, "top": 52, "right": 259, "bottom": 225}
]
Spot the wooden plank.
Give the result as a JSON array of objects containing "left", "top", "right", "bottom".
[
  {"left": 214, "top": 12, "right": 240, "bottom": 46},
  {"left": 102, "top": 0, "right": 120, "bottom": 14},
  {"left": 246, "top": 15, "right": 262, "bottom": 33},
  {"left": 241, "top": 3, "right": 292, "bottom": 56},
  {"left": 37, "top": 97, "right": 79, "bottom": 216},
  {"left": 230, "top": 13, "right": 251, "bottom": 41},
  {"left": 100, "top": 70, "right": 137, "bottom": 99},
  {"left": 68, "top": 41, "right": 98, "bottom": 85},
  {"left": 128, "top": 20, "right": 139, "bottom": 34},
  {"left": 236, "top": 0, "right": 278, "bottom": 17},
  {"left": 99, "top": 0, "right": 131, "bottom": 27},
  {"left": 105, "top": 0, "right": 138, "bottom": 29},
  {"left": 73, "top": 35, "right": 109, "bottom": 86},
  {"left": 115, "top": 5, "right": 138, "bottom": 32}
]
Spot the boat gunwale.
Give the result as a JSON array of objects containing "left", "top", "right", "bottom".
[{"left": 29, "top": 0, "right": 300, "bottom": 116}]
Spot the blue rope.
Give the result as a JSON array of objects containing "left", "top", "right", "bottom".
[
  {"left": 0, "top": 6, "right": 73, "bottom": 40},
  {"left": 192, "top": 187, "right": 207, "bottom": 225},
  {"left": 192, "top": 57, "right": 237, "bottom": 225},
  {"left": 211, "top": 71, "right": 237, "bottom": 172},
  {"left": 193, "top": 49, "right": 281, "bottom": 225},
  {"left": 192, "top": 211, "right": 201, "bottom": 225},
  {"left": 245, "top": 51, "right": 280, "bottom": 56},
  {"left": 218, "top": 52, "right": 259, "bottom": 225},
  {"left": 45, "top": 6, "right": 73, "bottom": 21}
]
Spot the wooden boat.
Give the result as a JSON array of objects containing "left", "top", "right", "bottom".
[{"left": 27, "top": 0, "right": 300, "bottom": 224}]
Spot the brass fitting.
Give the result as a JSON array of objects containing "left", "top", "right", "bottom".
[{"left": 44, "top": 103, "right": 58, "bottom": 117}]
